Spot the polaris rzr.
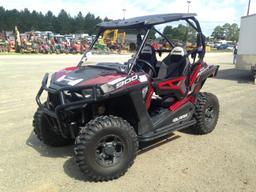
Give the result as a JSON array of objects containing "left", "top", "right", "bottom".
[{"left": 33, "top": 13, "right": 219, "bottom": 181}]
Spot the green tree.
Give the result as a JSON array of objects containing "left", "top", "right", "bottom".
[
  {"left": 55, "top": 9, "right": 72, "bottom": 34},
  {"left": 44, "top": 11, "right": 55, "bottom": 31},
  {"left": 0, "top": 7, "right": 6, "bottom": 31},
  {"left": 211, "top": 23, "right": 239, "bottom": 41},
  {"left": 212, "top": 25, "right": 225, "bottom": 40},
  {"left": 103, "top": 17, "right": 112, "bottom": 22},
  {"left": 0, "top": 7, "right": 103, "bottom": 34},
  {"left": 84, "top": 13, "right": 102, "bottom": 35},
  {"left": 163, "top": 24, "right": 191, "bottom": 42},
  {"left": 229, "top": 23, "right": 239, "bottom": 42},
  {"left": 73, "top": 12, "right": 84, "bottom": 33},
  {"left": 163, "top": 25, "right": 173, "bottom": 40},
  {"left": 148, "top": 30, "right": 156, "bottom": 39},
  {"left": 4, "top": 9, "right": 20, "bottom": 31}
]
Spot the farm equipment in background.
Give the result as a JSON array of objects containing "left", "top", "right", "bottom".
[
  {"left": 7, "top": 40, "right": 16, "bottom": 52},
  {"left": 100, "top": 29, "right": 126, "bottom": 52},
  {"left": 54, "top": 43, "right": 66, "bottom": 54},
  {"left": 69, "top": 41, "right": 82, "bottom": 54},
  {"left": 0, "top": 39, "right": 8, "bottom": 52},
  {"left": 14, "top": 26, "right": 21, "bottom": 53},
  {"left": 20, "top": 41, "right": 40, "bottom": 54},
  {"left": 1, "top": 26, "right": 125, "bottom": 54},
  {"left": 39, "top": 42, "right": 52, "bottom": 54},
  {"left": 0, "top": 31, "right": 8, "bottom": 52}
]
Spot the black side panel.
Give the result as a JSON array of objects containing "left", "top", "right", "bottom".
[
  {"left": 129, "top": 90, "right": 154, "bottom": 135},
  {"left": 139, "top": 102, "right": 195, "bottom": 141},
  {"left": 151, "top": 102, "right": 194, "bottom": 130},
  {"left": 151, "top": 109, "right": 174, "bottom": 129},
  {"left": 138, "top": 119, "right": 196, "bottom": 142}
]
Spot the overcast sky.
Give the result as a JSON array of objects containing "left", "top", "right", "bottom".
[{"left": 1, "top": 0, "right": 256, "bottom": 35}]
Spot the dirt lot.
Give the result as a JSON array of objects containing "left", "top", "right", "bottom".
[{"left": 0, "top": 53, "right": 256, "bottom": 192}]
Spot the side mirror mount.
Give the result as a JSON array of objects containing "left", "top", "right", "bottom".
[
  {"left": 78, "top": 51, "right": 92, "bottom": 67},
  {"left": 86, "top": 51, "right": 92, "bottom": 58}
]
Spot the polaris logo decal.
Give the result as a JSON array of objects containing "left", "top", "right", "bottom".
[
  {"left": 56, "top": 75, "right": 83, "bottom": 86},
  {"left": 172, "top": 113, "right": 189, "bottom": 123},
  {"left": 115, "top": 75, "right": 138, "bottom": 88}
]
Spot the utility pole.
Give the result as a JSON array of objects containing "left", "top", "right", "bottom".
[
  {"left": 187, "top": 0, "right": 191, "bottom": 13},
  {"left": 247, "top": 0, "right": 251, "bottom": 15},
  {"left": 122, "top": 9, "right": 126, "bottom": 20}
]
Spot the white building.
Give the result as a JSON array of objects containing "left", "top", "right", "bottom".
[{"left": 236, "top": 14, "right": 256, "bottom": 81}]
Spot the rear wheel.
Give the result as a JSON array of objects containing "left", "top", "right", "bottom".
[
  {"left": 193, "top": 92, "right": 219, "bottom": 134},
  {"left": 33, "top": 108, "right": 74, "bottom": 147},
  {"left": 74, "top": 116, "right": 138, "bottom": 181}
]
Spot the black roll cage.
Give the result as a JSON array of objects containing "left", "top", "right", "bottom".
[{"left": 78, "top": 16, "right": 205, "bottom": 75}]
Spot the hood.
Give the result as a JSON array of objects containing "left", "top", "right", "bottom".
[{"left": 51, "top": 63, "right": 127, "bottom": 87}]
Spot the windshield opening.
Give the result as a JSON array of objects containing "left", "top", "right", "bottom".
[
  {"left": 78, "top": 19, "right": 203, "bottom": 74},
  {"left": 78, "top": 28, "right": 150, "bottom": 66}
]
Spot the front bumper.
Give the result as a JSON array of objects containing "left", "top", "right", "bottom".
[{"left": 36, "top": 73, "right": 103, "bottom": 120}]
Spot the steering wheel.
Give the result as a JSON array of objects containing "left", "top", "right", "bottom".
[{"left": 136, "top": 59, "right": 157, "bottom": 77}]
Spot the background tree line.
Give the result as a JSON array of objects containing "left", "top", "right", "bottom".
[
  {"left": 0, "top": 7, "right": 109, "bottom": 35},
  {"left": 0, "top": 6, "right": 240, "bottom": 41},
  {"left": 162, "top": 23, "right": 239, "bottom": 43},
  {"left": 211, "top": 23, "right": 239, "bottom": 41},
  {"left": 162, "top": 24, "right": 197, "bottom": 42}
]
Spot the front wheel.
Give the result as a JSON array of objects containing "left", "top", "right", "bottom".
[
  {"left": 33, "top": 108, "right": 74, "bottom": 146},
  {"left": 193, "top": 92, "right": 219, "bottom": 134},
  {"left": 74, "top": 116, "right": 138, "bottom": 181}
]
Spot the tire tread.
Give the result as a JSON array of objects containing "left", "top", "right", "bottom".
[{"left": 74, "top": 115, "right": 138, "bottom": 182}]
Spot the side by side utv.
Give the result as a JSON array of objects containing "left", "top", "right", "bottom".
[{"left": 33, "top": 13, "right": 219, "bottom": 181}]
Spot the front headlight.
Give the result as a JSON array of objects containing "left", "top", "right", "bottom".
[
  {"left": 81, "top": 89, "right": 94, "bottom": 98},
  {"left": 100, "top": 84, "right": 115, "bottom": 94},
  {"left": 64, "top": 88, "right": 101, "bottom": 102}
]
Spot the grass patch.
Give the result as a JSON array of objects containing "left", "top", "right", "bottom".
[{"left": 0, "top": 52, "right": 21, "bottom": 55}]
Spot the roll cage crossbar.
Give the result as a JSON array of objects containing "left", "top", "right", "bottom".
[{"left": 78, "top": 13, "right": 205, "bottom": 74}]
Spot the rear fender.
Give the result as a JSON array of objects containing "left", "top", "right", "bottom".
[
  {"left": 196, "top": 64, "right": 219, "bottom": 86},
  {"left": 189, "top": 63, "right": 219, "bottom": 94}
]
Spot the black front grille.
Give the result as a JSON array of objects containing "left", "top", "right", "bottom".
[{"left": 48, "top": 93, "right": 61, "bottom": 110}]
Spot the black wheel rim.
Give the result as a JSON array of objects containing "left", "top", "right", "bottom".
[
  {"left": 95, "top": 134, "right": 125, "bottom": 167},
  {"left": 205, "top": 105, "right": 215, "bottom": 124}
]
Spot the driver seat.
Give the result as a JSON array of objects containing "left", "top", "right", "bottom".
[{"left": 137, "top": 45, "right": 157, "bottom": 74}]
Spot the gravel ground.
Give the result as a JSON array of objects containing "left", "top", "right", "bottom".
[{"left": 0, "top": 53, "right": 255, "bottom": 192}]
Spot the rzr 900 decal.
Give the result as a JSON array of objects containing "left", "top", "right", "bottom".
[{"left": 115, "top": 75, "right": 138, "bottom": 88}]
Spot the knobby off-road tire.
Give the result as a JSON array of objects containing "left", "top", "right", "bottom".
[
  {"left": 33, "top": 108, "right": 73, "bottom": 147},
  {"left": 193, "top": 92, "right": 219, "bottom": 134},
  {"left": 74, "top": 116, "right": 138, "bottom": 181}
]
